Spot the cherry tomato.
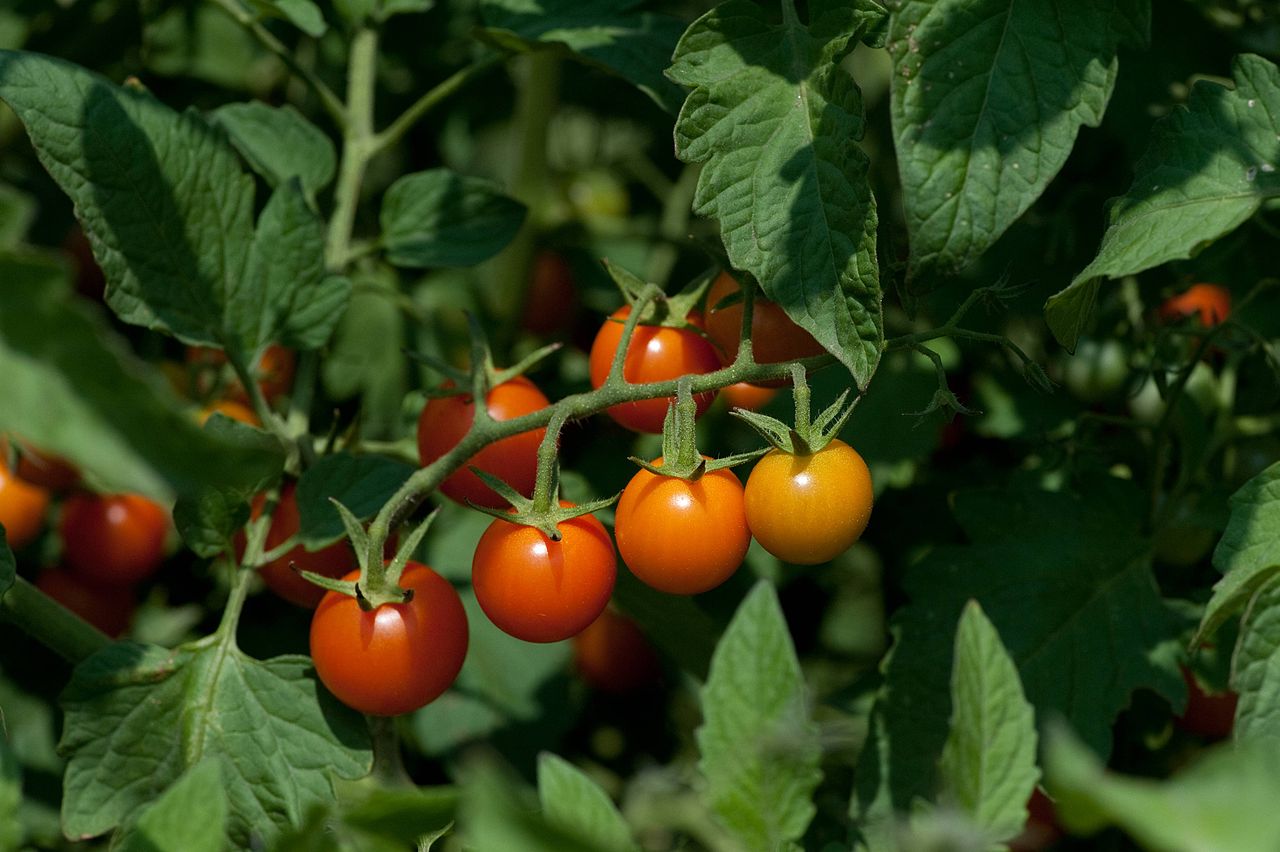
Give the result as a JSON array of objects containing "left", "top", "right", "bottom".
[
  {"left": 743, "top": 439, "right": 873, "bottom": 564},
  {"left": 1176, "top": 664, "right": 1237, "bottom": 740},
  {"left": 36, "top": 566, "right": 135, "bottom": 637},
  {"left": 186, "top": 344, "right": 296, "bottom": 404},
  {"left": 573, "top": 607, "right": 660, "bottom": 693},
  {"left": 310, "top": 563, "right": 468, "bottom": 716},
  {"left": 59, "top": 493, "right": 169, "bottom": 585},
  {"left": 472, "top": 505, "right": 616, "bottom": 643},
  {"left": 704, "top": 272, "right": 824, "bottom": 382},
  {"left": 417, "top": 377, "right": 550, "bottom": 509},
  {"left": 588, "top": 306, "right": 722, "bottom": 433},
  {"left": 199, "top": 399, "right": 260, "bottom": 427},
  {"left": 1159, "top": 283, "right": 1231, "bottom": 328},
  {"left": 240, "top": 483, "right": 365, "bottom": 608},
  {"left": 523, "top": 252, "right": 577, "bottom": 336},
  {"left": 1, "top": 437, "right": 80, "bottom": 492},
  {"left": 720, "top": 382, "right": 778, "bottom": 412},
  {"left": 615, "top": 458, "right": 750, "bottom": 595},
  {"left": 0, "top": 459, "right": 49, "bottom": 551},
  {"left": 1010, "top": 789, "right": 1061, "bottom": 852}
]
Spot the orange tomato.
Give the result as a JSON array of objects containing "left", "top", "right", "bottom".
[
  {"left": 0, "top": 459, "right": 50, "bottom": 550},
  {"left": 1159, "top": 283, "right": 1231, "bottom": 328}
]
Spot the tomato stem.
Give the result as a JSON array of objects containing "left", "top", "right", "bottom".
[{"left": 0, "top": 576, "right": 110, "bottom": 664}]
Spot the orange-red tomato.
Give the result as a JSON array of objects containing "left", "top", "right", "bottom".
[
  {"left": 199, "top": 399, "right": 260, "bottom": 427},
  {"left": 744, "top": 440, "right": 873, "bottom": 565},
  {"left": 310, "top": 563, "right": 468, "bottom": 716},
  {"left": 0, "top": 459, "right": 50, "bottom": 551},
  {"left": 187, "top": 344, "right": 296, "bottom": 404},
  {"left": 1176, "top": 664, "right": 1237, "bottom": 740},
  {"left": 588, "top": 306, "right": 721, "bottom": 433},
  {"left": 615, "top": 458, "right": 750, "bottom": 595},
  {"left": 573, "top": 608, "right": 660, "bottom": 693},
  {"left": 36, "top": 566, "right": 135, "bottom": 637},
  {"left": 1159, "top": 283, "right": 1231, "bottom": 328},
  {"left": 704, "top": 272, "right": 824, "bottom": 380},
  {"left": 720, "top": 382, "right": 778, "bottom": 412},
  {"left": 59, "top": 493, "right": 169, "bottom": 586},
  {"left": 523, "top": 252, "right": 577, "bottom": 336},
  {"left": 417, "top": 377, "right": 550, "bottom": 509},
  {"left": 1, "top": 438, "right": 80, "bottom": 492},
  {"left": 472, "top": 506, "right": 616, "bottom": 643}
]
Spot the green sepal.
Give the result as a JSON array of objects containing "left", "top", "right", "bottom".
[
  {"left": 296, "top": 570, "right": 358, "bottom": 599},
  {"left": 380, "top": 507, "right": 439, "bottom": 592},
  {"left": 490, "top": 342, "right": 563, "bottom": 388}
]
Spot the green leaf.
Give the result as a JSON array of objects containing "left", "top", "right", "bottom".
[
  {"left": 144, "top": 5, "right": 270, "bottom": 92},
  {"left": 1049, "top": 53, "right": 1280, "bottom": 348},
  {"left": 380, "top": 169, "right": 526, "bottom": 269},
  {"left": 1196, "top": 462, "right": 1280, "bottom": 645},
  {"left": 379, "top": 0, "right": 435, "bottom": 18},
  {"left": 248, "top": 0, "right": 328, "bottom": 37},
  {"left": 462, "top": 762, "right": 603, "bottom": 852},
  {"left": 0, "top": 183, "right": 34, "bottom": 247},
  {"left": 668, "top": 1, "right": 884, "bottom": 389},
  {"left": 0, "top": 723, "right": 19, "bottom": 852},
  {"left": 1231, "top": 575, "right": 1280, "bottom": 745},
  {"left": 115, "top": 761, "right": 227, "bottom": 852},
  {"left": 240, "top": 179, "right": 351, "bottom": 352},
  {"left": 1044, "top": 722, "right": 1280, "bottom": 851},
  {"left": 0, "top": 50, "right": 254, "bottom": 347},
  {"left": 211, "top": 102, "right": 337, "bottom": 196},
  {"left": 322, "top": 268, "right": 407, "bottom": 439},
  {"left": 938, "top": 601, "right": 1039, "bottom": 845},
  {"left": 697, "top": 581, "right": 821, "bottom": 850},
  {"left": 272, "top": 785, "right": 457, "bottom": 851},
  {"left": 0, "top": 526, "right": 12, "bottom": 599},
  {"left": 890, "top": 0, "right": 1148, "bottom": 281},
  {"left": 295, "top": 453, "right": 416, "bottom": 547},
  {"left": 59, "top": 642, "right": 371, "bottom": 847},
  {"left": 0, "top": 250, "right": 283, "bottom": 503},
  {"left": 855, "top": 480, "right": 1183, "bottom": 827},
  {"left": 480, "top": 0, "right": 685, "bottom": 114},
  {"left": 538, "top": 754, "right": 638, "bottom": 852}
]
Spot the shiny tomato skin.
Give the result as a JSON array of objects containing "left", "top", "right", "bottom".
[
  {"left": 0, "top": 461, "right": 50, "bottom": 551},
  {"left": 1159, "top": 283, "right": 1231, "bottom": 328},
  {"left": 573, "top": 608, "right": 660, "bottom": 693},
  {"left": 615, "top": 459, "right": 750, "bottom": 595},
  {"left": 744, "top": 440, "right": 873, "bottom": 565},
  {"left": 587, "top": 306, "right": 721, "bottom": 433},
  {"left": 704, "top": 272, "right": 824, "bottom": 381},
  {"left": 310, "top": 563, "right": 469, "bottom": 716},
  {"left": 59, "top": 493, "right": 169, "bottom": 585},
  {"left": 417, "top": 377, "right": 550, "bottom": 509},
  {"left": 244, "top": 483, "right": 362, "bottom": 608},
  {"left": 36, "top": 566, "right": 135, "bottom": 637},
  {"left": 472, "top": 507, "right": 616, "bottom": 643},
  {"left": 720, "top": 382, "right": 778, "bottom": 412}
]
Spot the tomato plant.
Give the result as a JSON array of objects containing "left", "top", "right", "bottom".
[
  {"left": 58, "top": 493, "right": 169, "bottom": 586},
  {"left": 310, "top": 563, "right": 468, "bottom": 716},
  {"left": 588, "top": 306, "right": 721, "bottom": 433},
  {"left": 0, "top": 458, "right": 49, "bottom": 551},
  {"left": 417, "top": 377, "right": 549, "bottom": 509},
  {"left": 472, "top": 507, "right": 616, "bottom": 643},
  {"left": 615, "top": 457, "right": 750, "bottom": 594},
  {"left": 704, "top": 271, "right": 824, "bottom": 375},
  {"left": 1159, "top": 283, "right": 1232, "bottom": 328}
]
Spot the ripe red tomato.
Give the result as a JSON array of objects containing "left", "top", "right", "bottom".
[
  {"left": 417, "top": 377, "right": 550, "bottom": 509},
  {"left": 36, "top": 566, "right": 135, "bottom": 637},
  {"left": 704, "top": 272, "right": 824, "bottom": 380},
  {"left": 199, "top": 399, "right": 260, "bottom": 427},
  {"left": 573, "top": 608, "right": 660, "bottom": 693},
  {"left": 472, "top": 506, "right": 616, "bottom": 643},
  {"left": 587, "top": 306, "right": 722, "bottom": 433},
  {"left": 743, "top": 439, "right": 873, "bottom": 564},
  {"left": 0, "top": 460, "right": 50, "bottom": 551},
  {"left": 523, "top": 252, "right": 577, "bottom": 336},
  {"left": 1009, "top": 789, "right": 1061, "bottom": 852},
  {"left": 1, "top": 437, "right": 80, "bottom": 492},
  {"left": 186, "top": 344, "right": 296, "bottom": 404},
  {"left": 310, "top": 562, "right": 468, "bottom": 716},
  {"left": 59, "top": 493, "right": 169, "bottom": 586},
  {"left": 1176, "top": 664, "right": 1237, "bottom": 740},
  {"left": 720, "top": 382, "right": 778, "bottom": 412},
  {"left": 241, "top": 482, "right": 364, "bottom": 608},
  {"left": 615, "top": 458, "right": 750, "bottom": 594},
  {"left": 1159, "top": 283, "right": 1231, "bottom": 328}
]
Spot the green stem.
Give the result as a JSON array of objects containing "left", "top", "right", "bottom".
[
  {"left": 326, "top": 26, "right": 380, "bottom": 270},
  {"left": 213, "top": 562, "right": 255, "bottom": 644},
  {"left": 0, "top": 577, "right": 110, "bottom": 664},
  {"left": 369, "top": 716, "right": 412, "bottom": 786},
  {"left": 370, "top": 56, "right": 503, "bottom": 156}
]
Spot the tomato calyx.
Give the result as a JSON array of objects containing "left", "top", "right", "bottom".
[
  {"left": 629, "top": 378, "right": 764, "bottom": 481},
  {"left": 732, "top": 364, "right": 858, "bottom": 455},
  {"left": 301, "top": 500, "right": 437, "bottom": 610},
  {"left": 408, "top": 317, "right": 562, "bottom": 402},
  {"left": 604, "top": 260, "right": 711, "bottom": 333}
]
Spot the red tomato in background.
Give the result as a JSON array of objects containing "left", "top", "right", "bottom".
[
  {"left": 186, "top": 344, "right": 296, "bottom": 404},
  {"left": 523, "top": 252, "right": 577, "bottom": 336},
  {"left": 417, "top": 377, "right": 550, "bottom": 509},
  {"left": 1, "top": 437, "right": 80, "bottom": 492},
  {"left": 615, "top": 458, "right": 750, "bottom": 595},
  {"left": 1009, "top": 788, "right": 1062, "bottom": 852},
  {"left": 0, "top": 460, "right": 49, "bottom": 551},
  {"left": 59, "top": 493, "right": 168, "bottom": 586},
  {"left": 573, "top": 608, "right": 660, "bottom": 693},
  {"left": 36, "top": 566, "right": 135, "bottom": 637},
  {"left": 310, "top": 563, "right": 468, "bottom": 716},
  {"left": 1176, "top": 664, "right": 1237, "bottom": 740},
  {"left": 704, "top": 271, "right": 824, "bottom": 382},
  {"left": 587, "top": 306, "right": 721, "bottom": 433},
  {"left": 472, "top": 506, "right": 616, "bottom": 643},
  {"left": 1159, "top": 283, "right": 1231, "bottom": 328},
  {"left": 720, "top": 382, "right": 778, "bottom": 412}
]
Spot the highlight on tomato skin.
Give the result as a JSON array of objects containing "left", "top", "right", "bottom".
[
  {"left": 36, "top": 566, "right": 135, "bottom": 638},
  {"left": 587, "top": 306, "right": 722, "bottom": 434},
  {"left": 59, "top": 493, "right": 170, "bottom": 587},
  {"left": 1158, "top": 283, "right": 1231, "bottom": 328},
  {"left": 573, "top": 607, "right": 661, "bottom": 694},
  {"left": 310, "top": 563, "right": 469, "bottom": 717}
]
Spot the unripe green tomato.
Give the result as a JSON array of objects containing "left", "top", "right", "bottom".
[
  {"left": 1062, "top": 339, "right": 1128, "bottom": 403},
  {"left": 1129, "top": 363, "right": 1219, "bottom": 424},
  {"left": 566, "top": 169, "right": 629, "bottom": 225}
]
